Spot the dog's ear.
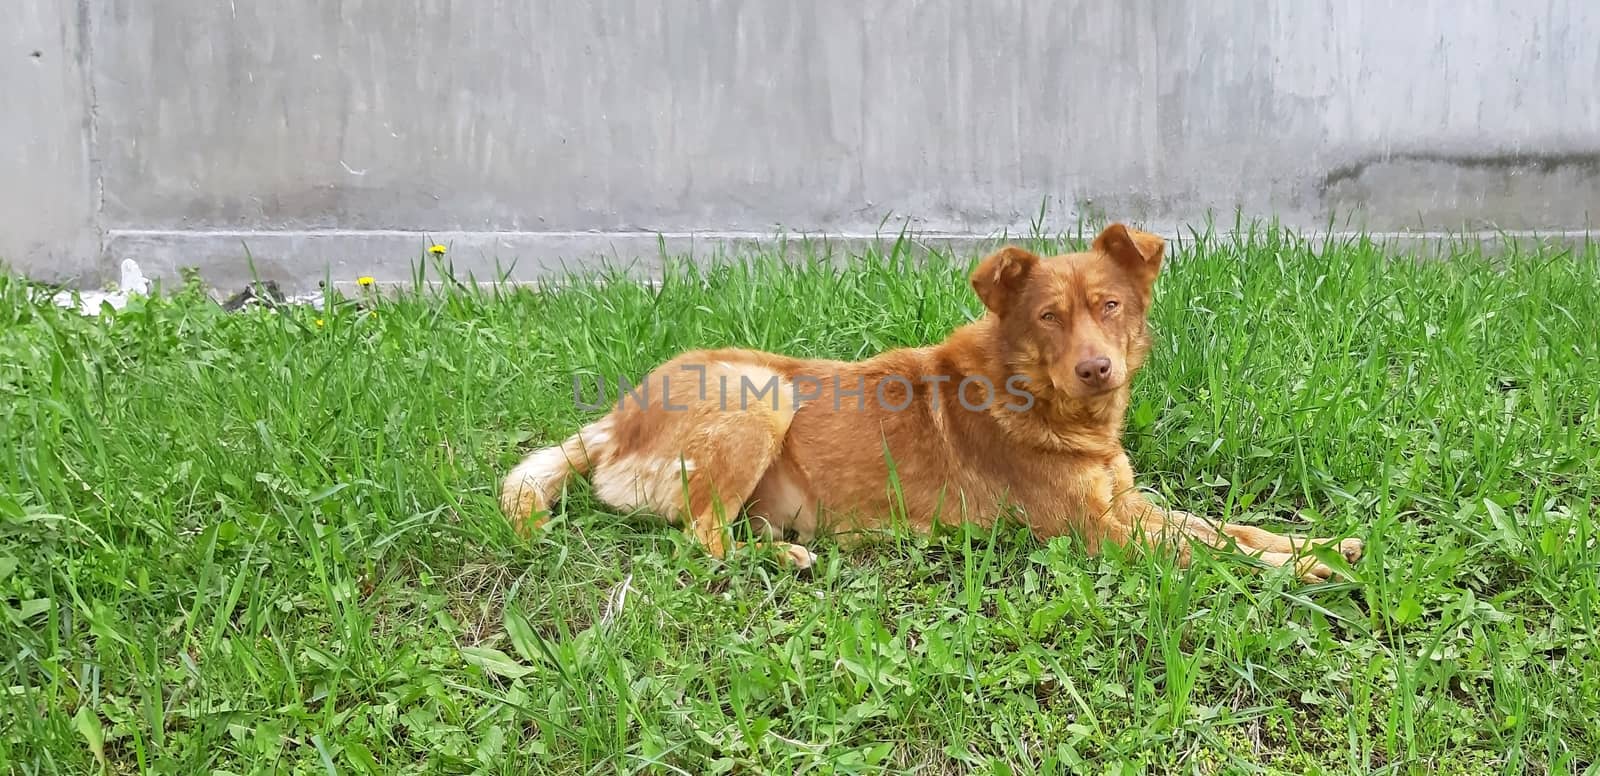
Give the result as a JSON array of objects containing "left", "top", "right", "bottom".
[
  {"left": 1093, "top": 223, "right": 1165, "bottom": 290},
  {"left": 970, "top": 246, "right": 1041, "bottom": 316}
]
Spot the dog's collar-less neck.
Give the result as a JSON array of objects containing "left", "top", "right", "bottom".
[{"left": 984, "top": 373, "right": 1127, "bottom": 456}]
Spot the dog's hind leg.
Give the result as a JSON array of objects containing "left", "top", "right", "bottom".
[
  {"left": 589, "top": 361, "right": 816, "bottom": 569},
  {"left": 678, "top": 373, "right": 816, "bottom": 568}
]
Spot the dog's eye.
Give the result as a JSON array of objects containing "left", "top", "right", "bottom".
[
  {"left": 1103, "top": 300, "right": 1120, "bottom": 314},
  {"left": 1039, "top": 311, "right": 1057, "bottom": 323}
]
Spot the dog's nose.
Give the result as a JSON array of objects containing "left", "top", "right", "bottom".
[{"left": 1074, "top": 357, "right": 1112, "bottom": 384}]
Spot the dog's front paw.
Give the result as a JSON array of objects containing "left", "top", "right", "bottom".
[
  {"left": 1295, "top": 555, "right": 1336, "bottom": 583},
  {"left": 1259, "top": 550, "right": 1341, "bottom": 584},
  {"left": 1335, "top": 537, "right": 1364, "bottom": 563}
]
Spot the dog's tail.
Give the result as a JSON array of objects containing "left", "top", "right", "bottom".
[{"left": 499, "top": 419, "right": 611, "bottom": 534}]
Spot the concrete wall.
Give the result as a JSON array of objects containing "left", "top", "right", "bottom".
[
  {"left": 3, "top": 0, "right": 98, "bottom": 280},
  {"left": 5, "top": 1, "right": 1598, "bottom": 292}
]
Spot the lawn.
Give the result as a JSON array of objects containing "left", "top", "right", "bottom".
[{"left": 3, "top": 224, "right": 1598, "bottom": 775}]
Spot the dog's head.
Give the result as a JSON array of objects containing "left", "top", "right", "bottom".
[{"left": 970, "top": 223, "right": 1165, "bottom": 401}]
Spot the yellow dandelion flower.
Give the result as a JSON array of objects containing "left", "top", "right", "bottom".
[
  {"left": 314, "top": 318, "right": 325, "bottom": 327},
  {"left": 428, "top": 244, "right": 447, "bottom": 255},
  {"left": 357, "top": 276, "right": 375, "bottom": 286},
  {"left": 368, "top": 311, "right": 378, "bottom": 319}
]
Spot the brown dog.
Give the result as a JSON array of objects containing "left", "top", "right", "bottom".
[{"left": 501, "top": 224, "right": 1362, "bottom": 581}]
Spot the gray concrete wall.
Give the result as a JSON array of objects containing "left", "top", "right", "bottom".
[
  {"left": 3, "top": 0, "right": 98, "bottom": 280},
  {"left": 5, "top": 1, "right": 1598, "bottom": 292}
]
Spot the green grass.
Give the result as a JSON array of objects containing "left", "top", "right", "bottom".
[{"left": 3, "top": 224, "right": 1598, "bottom": 775}]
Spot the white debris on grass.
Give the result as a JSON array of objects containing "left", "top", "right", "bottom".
[
  {"left": 47, "top": 259, "right": 328, "bottom": 316},
  {"left": 52, "top": 259, "right": 151, "bottom": 315}
]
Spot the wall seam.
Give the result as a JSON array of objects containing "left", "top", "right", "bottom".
[{"left": 75, "top": 0, "right": 105, "bottom": 281}]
